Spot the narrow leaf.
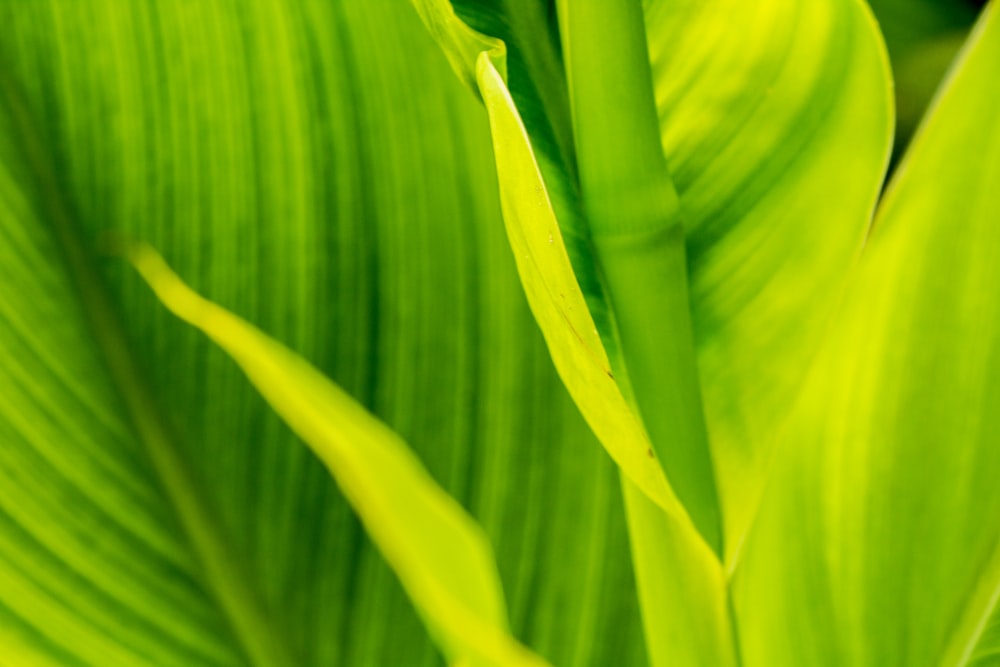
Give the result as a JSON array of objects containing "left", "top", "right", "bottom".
[
  {"left": 123, "top": 242, "right": 547, "bottom": 667},
  {"left": 557, "top": 0, "right": 722, "bottom": 554},
  {"left": 474, "top": 52, "right": 688, "bottom": 526}
]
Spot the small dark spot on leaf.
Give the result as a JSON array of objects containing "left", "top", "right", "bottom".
[{"left": 647, "top": 448, "right": 655, "bottom": 458}]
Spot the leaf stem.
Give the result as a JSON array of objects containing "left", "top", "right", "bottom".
[{"left": 556, "top": 0, "right": 723, "bottom": 554}]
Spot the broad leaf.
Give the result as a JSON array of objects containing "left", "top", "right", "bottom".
[
  {"left": 418, "top": 0, "right": 894, "bottom": 561},
  {"left": 644, "top": 0, "right": 893, "bottom": 557},
  {"left": 736, "top": 4, "right": 1000, "bottom": 665},
  {"left": 412, "top": 0, "right": 892, "bottom": 664},
  {"left": 0, "top": 1, "right": 645, "bottom": 665},
  {"left": 622, "top": 480, "right": 737, "bottom": 667},
  {"left": 867, "top": 0, "right": 980, "bottom": 154}
]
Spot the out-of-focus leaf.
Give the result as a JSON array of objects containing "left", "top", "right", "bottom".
[
  {"left": 417, "top": 0, "right": 894, "bottom": 564},
  {"left": 736, "top": 4, "right": 1000, "bottom": 665},
  {"left": 971, "top": 607, "right": 1000, "bottom": 666},
  {"left": 622, "top": 479, "right": 737, "bottom": 667},
  {"left": 123, "top": 244, "right": 547, "bottom": 667},
  {"left": 867, "top": 0, "right": 980, "bottom": 159},
  {"left": 0, "top": 1, "right": 646, "bottom": 665},
  {"left": 891, "top": 29, "right": 971, "bottom": 153},
  {"left": 643, "top": 0, "right": 893, "bottom": 559},
  {"left": 868, "top": 0, "right": 978, "bottom": 53}
]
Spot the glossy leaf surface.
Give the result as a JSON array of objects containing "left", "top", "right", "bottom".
[{"left": 413, "top": 0, "right": 895, "bottom": 665}]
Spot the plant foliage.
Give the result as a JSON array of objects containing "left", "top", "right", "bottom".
[{"left": 0, "top": 1, "right": 998, "bottom": 666}]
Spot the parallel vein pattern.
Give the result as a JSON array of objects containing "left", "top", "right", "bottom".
[
  {"left": 736, "top": 5, "right": 1000, "bottom": 665},
  {"left": 0, "top": 1, "right": 645, "bottom": 665}
]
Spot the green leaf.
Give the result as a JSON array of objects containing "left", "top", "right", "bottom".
[
  {"left": 866, "top": 0, "right": 979, "bottom": 158},
  {"left": 0, "top": 1, "right": 645, "bottom": 665},
  {"left": 412, "top": 0, "right": 892, "bottom": 664},
  {"left": 472, "top": 22, "right": 736, "bottom": 667},
  {"left": 644, "top": 0, "right": 893, "bottom": 559},
  {"left": 557, "top": 0, "right": 722, "bottom": 553},
  {"left": 416, "top": 0, "right": 894, "bottom": 563},
  {"left": 405, "top": 6, "right": 744, "bottom": 664},
  {"left": 971, "top": 607, "right": 1000, "bottom": 667},
  {"left": 121, "top": 242, "right": 546, "bottom": 667},
  {"left": 868, "top": 0, "right": 978, "bottom": 54},
  {"left": 735, "top": 4, "right": 1000, "bottom": 665},
  {"left": 622, "top": 479, "right": 738, "bottom": 667},
  {"left": 413, "top": 0, "right": 702, "bottom": 526},
  {"left": 474, "top": 51, "right": 688, "bottom": 524}
]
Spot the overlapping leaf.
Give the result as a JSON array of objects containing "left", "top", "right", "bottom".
[
  {"left": 644, "top": 0, "right": 893, "bottom": 557},
  {"left": 735, "top": 5, "right": 1000, "bottom": 665},
  {"left": 413, "top": 0, "right": 893, "bottom": 664},
  {"left": 0, "top": 1, "right": 645, "bottom": 665},
  {"left": 124, "top": 244, "right": 545, "bottom": 667},
  {"left": 417, "top": 0, "right": 894, "bottom": 561},
  {"left": 867, "top": 0, "right": 979, "bottom": 152}
]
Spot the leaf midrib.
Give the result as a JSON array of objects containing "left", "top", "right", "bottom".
[{"left": 0, "top": 60, "right": 293, "bottom": 667}]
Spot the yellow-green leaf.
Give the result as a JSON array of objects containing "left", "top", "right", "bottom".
[
  {"left": 124, "top": 242, "right": 547, "bottom": 667},
  {"left": 736, "top": 5, "right": 1000, "bottom": 665}
]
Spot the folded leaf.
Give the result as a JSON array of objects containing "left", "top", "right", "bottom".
[
  {"left": 411, "top": 5, "right": 731, "bottom": 664},
  {"left": 478, "top": 36, "right": 737, "bottom": 667},
  {"left": 416, "top": 0, "right": 894, "bottom": 564},
  {"left": 736, "top": 4, "right": 1000, "bottom": 665},
  {"left": 474, "top": 52, "right": 687, "bottom": 525},
  {"left": 414, "top": 0, "right": 710, "bottom": 542}
]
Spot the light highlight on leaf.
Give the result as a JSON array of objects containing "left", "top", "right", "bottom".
[
  {"left": 123, "top": 242, "right": 548, "bottom": 667},
  {"left": 475, "top": 52, "right": 692, "bottom": 530},
  {"left": 736, "top": 4, "right": 1000, "bottom": 665},
  {"left": 643, "top": 0, "right": 894, "bottom": 561},
  {"left": 622, "top": 478, "right": 738, "bottom": 667}
]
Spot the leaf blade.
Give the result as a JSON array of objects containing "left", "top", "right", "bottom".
[
  {"left": 123, "top": 243, "right": 548, "bottom": 667},
  {"left": 735, "top": 5, "right": 1000, "bottom": 665},
  {"left": 644, "top": 0, "right": 894, "bottom": 559},
  {"left": 0, "top": 1, "right": 647, "bottom": 664}
]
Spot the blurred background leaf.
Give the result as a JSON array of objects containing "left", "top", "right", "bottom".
[
  {"left": 0, "top": 1, "right": 645, "bottom": 665},
  {"left": 867, "top": 0, "right": 985, "bottom": 164},
  {"left": 736, "top": 5, "right": 1000, "bottom": 665}
]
